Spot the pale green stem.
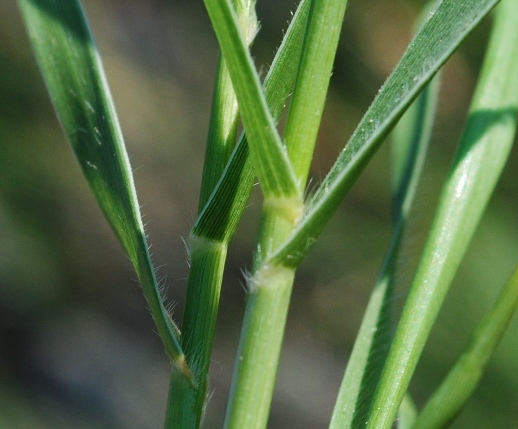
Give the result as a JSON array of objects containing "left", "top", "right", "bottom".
[
  {"left": 224, "top": 1, "right": 350, "bottom": 428},
  {"left": 413, "top": 263, "right": 518, "bottom": 429},
  {"left": 284, "top": 0, "right": 349, "bottom": 186},
  {"left": 224, "top": 203, "right": 300, "bottom": 429},
  {"left": 223, "top": 268, "right": 295, "bottom": 429}
]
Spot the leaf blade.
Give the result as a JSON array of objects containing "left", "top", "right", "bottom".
[
  {"left": 193, "top": 0, "right": 312, "bottom": 242},
  {"left": 270, "top": 0, "right": 501, "bottom": 268},
  {"left": 203, "top": 0, "right": 300, "bottom": 200},
  {"left": 18, "top": 0, "right": 185, "bottom": 366}
]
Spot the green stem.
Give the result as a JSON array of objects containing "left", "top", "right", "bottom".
[
  {"left": 413, "top": 262, "right": 518, "bottom": 429},
  {"left": 224, "top": 204, "right": 300, "bottom": 429},
  {"left": 165, "top": 2, "right": 311, "bottom": 427},
  {"left": 165, "top": 1, "right": 257, "bottom": 427},
  {"left": 224, "top": 0, "right": 350, "bottom": 427},
  {"left": 284, "top": 0, "right": 349, "bottom": 185},
  {"left": 224, "top": 269, "right": 295, "bottom": 428}
]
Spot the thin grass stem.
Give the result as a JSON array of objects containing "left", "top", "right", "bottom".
[
  {"left": 224, "top": 1, "right": 351, "bottom": 428},
  {"left": 166, "top": 1, "right": 311, "bottom": 426},
  {"left": 413, "top": 262, "right": 518, "bottom": 429},
  {"left": 284, "top": 0, "right": 349, "bottom": 186},
  {"left": 166, "top": 2, "right": 259, "bottom": 425}
]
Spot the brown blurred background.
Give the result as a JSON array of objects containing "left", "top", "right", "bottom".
[{"left": 1, "top": 0, "right": 517, "bottom": 428}]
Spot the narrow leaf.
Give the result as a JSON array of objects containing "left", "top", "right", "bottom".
[
  {"left": 198, "top": 1, "right": 258, "bottom": 208},
  {"left": 269, "top": 0, "right": 501, "bottom": 268},
  {"left": 203, "top": 0, "right": 300, "bottom": 200},
  {"left": 18, "top": 0, "right": 185, "bottom": 366},
  {"left": 193, "top": 0, "right": 311, "bottom": 242},
  {"left": 198, "top": 58, "right": 240, "bottom": 209}
]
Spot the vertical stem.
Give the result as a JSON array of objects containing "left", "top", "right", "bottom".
[
  {"left": 224, "top": 0, "right": 349, "bottom": 427},
  {"left": 165, "top": 1, "right": 258, "bottom": 426},
  {"left": 225, "top": 273, "right": 295, "bottom": 428},
  {"left": 224, "top": 203, "right": 300, "bottom": 429},
  {"left": 284, "top": 0, "right": 349, "bottom": 186},
  {"left": 199, "top": 57, "right": 240, "bottom": 208}
]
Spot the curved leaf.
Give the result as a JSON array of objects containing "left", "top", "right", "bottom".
[{"left": 18, "top": 0, "right": 185, "bottom": 368}]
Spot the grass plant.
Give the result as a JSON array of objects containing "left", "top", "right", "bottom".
[{"left": 14, "top": 0, "right": 518, "bottom": 428}]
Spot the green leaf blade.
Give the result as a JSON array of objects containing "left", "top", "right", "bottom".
[
  {"left": 270, "top": 0, "right": 501, "bottom": 268},
  {"left": 18, "top": 0, "right": 184, "bottom": 365},
  {"left": 329, "top": 70, "right": 441, "bottom": 429},
  {"left": 203, "top": 0, "right": 300, "bottom": 200},
  {"left": 198, "top": 1, "right": 258, "bottom": 210},
  {"left": 193, "top": 0, "right": 311, "bottom": 243},
  {"left": 198, "top": 57, "right": 240, "bottom": 210}
]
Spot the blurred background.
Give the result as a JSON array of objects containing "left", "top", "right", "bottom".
[{"left": 1, "top": 0, "right": 517, "bottom": 428}]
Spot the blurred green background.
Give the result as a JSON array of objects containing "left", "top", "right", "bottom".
[{"left": 1, "top": 0, "right": 517, "bottom": 428}]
